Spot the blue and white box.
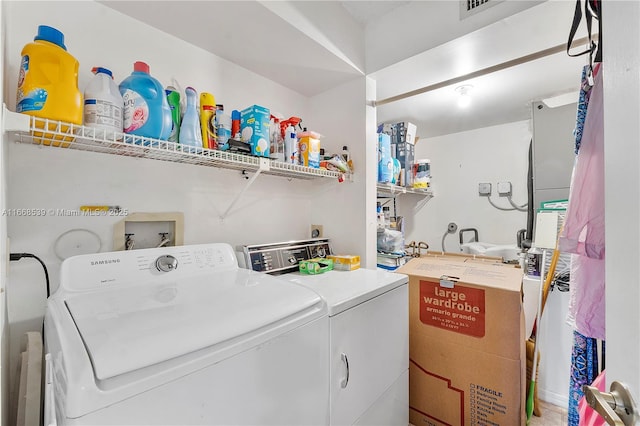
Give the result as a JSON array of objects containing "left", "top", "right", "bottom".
[{"left": 240, "top": 105, "right": 270, "bottom": 157}]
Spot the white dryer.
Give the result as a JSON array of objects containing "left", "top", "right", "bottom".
[
  {"left": 44, "top": 243, "right": 330, "bottom": 425},
  {"left": 280, "top": 269, "right": 408, "bottom": 426},
  {"left": 238, "top": 239, "right": 409, "bottom": 426}
]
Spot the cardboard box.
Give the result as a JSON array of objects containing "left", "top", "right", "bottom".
[
  {"left": 398, "top": 257, "right": 525, "bottom": 426},
  {"left": 393, "top": 122, "right": 416, "bottom": 187},
  {"left": 328, "top": 255, "right": 361, "bottom": 271},
  {"left": 422, "top": 251, "right": 505, "bottom": 263},
  {"left": 240, "top": 105, "right": 270, "bottom": 157}
]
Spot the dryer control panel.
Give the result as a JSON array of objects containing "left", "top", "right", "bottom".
[{"left": 238, "top": 238, "right": 332, "bottom": 274}]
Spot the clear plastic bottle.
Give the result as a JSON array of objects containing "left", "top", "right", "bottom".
[
  {"left": 179, "top": 87, "right": 203, "bottom": 153},
  {"left": 383, "top": 206, "right": 391, "bottom": 228},
  {"left": 284, "top": 123, "right": 297, "bottom": 164},
  {"left": 270, "top": 117, "right": 285, "bottom": 161}
]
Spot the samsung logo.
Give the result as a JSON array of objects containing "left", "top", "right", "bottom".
[{"left": 91, "top": 259, "right": 121, "bottom": 266}]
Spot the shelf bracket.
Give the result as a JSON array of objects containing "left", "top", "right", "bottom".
[
  {"left": 219, "top": 158, "right": 270, "bottom": 221},
  {"left": 2, "top": 104, "right": 30, "bottom": 133}
]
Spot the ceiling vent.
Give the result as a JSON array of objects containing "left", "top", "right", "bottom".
[{"left": 460, "top": 0, "right": 498, "bottom": 19}]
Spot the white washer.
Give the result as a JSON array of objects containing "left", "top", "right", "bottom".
[
  {"left": 44, "top": 243, "right": 330, "bottom": 425},
  {"left": 281, "top": 269, "right": 408, "bottom": 426}
]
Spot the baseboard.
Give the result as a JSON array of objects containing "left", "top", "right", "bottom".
[{"left": 539, "top": 389, "right": 569, "bottom": 408}]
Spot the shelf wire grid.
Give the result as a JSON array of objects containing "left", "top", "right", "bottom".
[{"left": 13, "top": 115, "right": 344, "bottom": 180}]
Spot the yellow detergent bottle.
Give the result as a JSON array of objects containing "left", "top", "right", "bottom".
[
  {"left": 16, "top": 25, "right": 83, "bottom": 147},
  {"left": 200, "top": 92, "right": 217, "bottom": 149}
]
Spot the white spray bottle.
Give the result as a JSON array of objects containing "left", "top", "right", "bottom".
[{"left": 284, "top": 123, "right": 297, "bottom": 164}]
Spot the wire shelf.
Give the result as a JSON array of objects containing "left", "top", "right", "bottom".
[
  {"left": 376, "top": 182, "right": 434, "bottom": 199},
  {"left": 10, "top": 113, "right": 345, "bottom": 181}
]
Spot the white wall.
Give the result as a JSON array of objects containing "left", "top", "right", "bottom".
[
  {"left": 364, "top": 0, "right": 540, "bottom": 73},
  {"left": 0, "top": 1, "right": 9, "bottom": 424},
  {"left": 2, "top": 0, "right": 366, "bottom": 414},
  {"left": 307, "top": 77, "right": 371, "bottom": 263},
  {"left": 400, "top": 120, "right": 531, "bottom": 252}
]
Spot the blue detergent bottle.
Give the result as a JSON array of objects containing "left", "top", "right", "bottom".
[{"left": 119, "top": 61, "right": 172, "bottom": 141}]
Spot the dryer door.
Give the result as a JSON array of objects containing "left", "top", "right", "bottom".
[{"left": 330, "top": 284, "right": 408, "bottom": 425}]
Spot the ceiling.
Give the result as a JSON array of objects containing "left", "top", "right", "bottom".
[{"left": 101, "top": 0, "right": 589, "bottom": 138}]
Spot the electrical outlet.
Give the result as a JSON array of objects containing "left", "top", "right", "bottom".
[
  {"left": 478, "top": 182, "right": 492, "bottom": 196},
  {"left": 311, "top": 224, "right": 323, "bottom": 238},
  {"left": 497, "top": 181, "right": 512, "bottom": 197}
]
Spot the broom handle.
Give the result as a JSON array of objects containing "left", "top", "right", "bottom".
[{"left": 541, "top": 247, "right": 561, "bottom": 315}]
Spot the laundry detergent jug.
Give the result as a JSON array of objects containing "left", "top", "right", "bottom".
[
  {"left": 16, "top": 25, "right": 83, "bottom": 146},
  {"left": 119, "top": 61, "right": 172, "bottom": 142},
  {"left": 84, "top": 67, "right": 123, "bottom": 140}
]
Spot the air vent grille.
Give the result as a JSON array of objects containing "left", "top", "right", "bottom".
[
  {"left": 467, "top": 0, "right": 490, "bottom": 11},
  {"left": 460, "top": 0, "right": 497, "bottom": 18}
]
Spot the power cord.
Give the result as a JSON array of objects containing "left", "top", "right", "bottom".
[
  {"left": 486, "top": 195, "right": 528, "bottom": 212},
  {"left": 487, "top": 196, "right": 517, "bottom": 211},
  {"left": 507, "top": 196, "right": 528, "bottom": 212},
  {"left": 9, "top": 253, "right": 51, "bottom": 298}
]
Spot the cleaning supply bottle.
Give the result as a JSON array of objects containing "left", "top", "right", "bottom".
[
  {"left": 83, "top": 67, "right": 123, "bottom": 140},
  {"left": 231, "top": 110, "right": 241, "bottom": 139},
  {"left": 200, "top": 92, "right": 217, "bottom": 149},
  {"left": 270, "top": 116, "right": 284, "bottom": 161},
  {"left": 179, "top": 87, "right": 203, "bottom": 152},
  {"left": 16, "top": 25, "right": 83, "bottom": 146},
  {"left": 284, "top": 123, "right": 297, "bottom": 164},
  {"left": 378, "top": 132, "right": 392, "bottom": 183},
  {"left": 119, "top": 61, "right": 172, "bottom": 141},
  {"left": 298, "top": 128, "right": 321, "bottom": 168},
  {"left": 217, "top": 111, "right": 232, "bottom": 150},
  {"left": 341, "top": 145, "right": 350, "bottom": 163},
  {"left": 165, "top": 87, "right": 181, "bottom": 143}
]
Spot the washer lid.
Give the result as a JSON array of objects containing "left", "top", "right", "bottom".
[{"left": 64, "top": 269, "right": 324, "bottom": 380}]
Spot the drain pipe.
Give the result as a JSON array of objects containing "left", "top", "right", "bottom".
[
  {"left": 523, "top": 140, "right": 534, "bottom": 248},
  {"left": 441, "top": 222, "right": 458, "bottom": 252}
]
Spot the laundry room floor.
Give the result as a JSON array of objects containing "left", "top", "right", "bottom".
[
  {"left": 408, "top": 400, "right": 569, "bottom": 425},
  {"left": 528, "top": 400, "right": 569, "bottom": 425}
]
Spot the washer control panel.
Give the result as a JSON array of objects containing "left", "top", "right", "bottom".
[
  {"left": 61, "top": 243, "right": 239, "bottom": 291},
  {"left": 155, "top": 255, "right": 178, "bottom": 272}
]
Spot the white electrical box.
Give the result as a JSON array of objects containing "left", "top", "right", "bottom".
[
  {"left": 497, "top": 181, "right": 512, "bottom": 196},
  {"left": 478, "top": 183, "right": 492, "bottom": 196}
]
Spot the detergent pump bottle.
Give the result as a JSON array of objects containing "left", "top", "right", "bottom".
[
  {"left": 119, "top": 61, "right": 172, "bottom": 141},
  {"left": 179, "top": 87, "right": 203, "bottom": 152}
]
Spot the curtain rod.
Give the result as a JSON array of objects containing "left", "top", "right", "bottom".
[{"left": 373, "top": 36, "right": 591, "bottom": 107}]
